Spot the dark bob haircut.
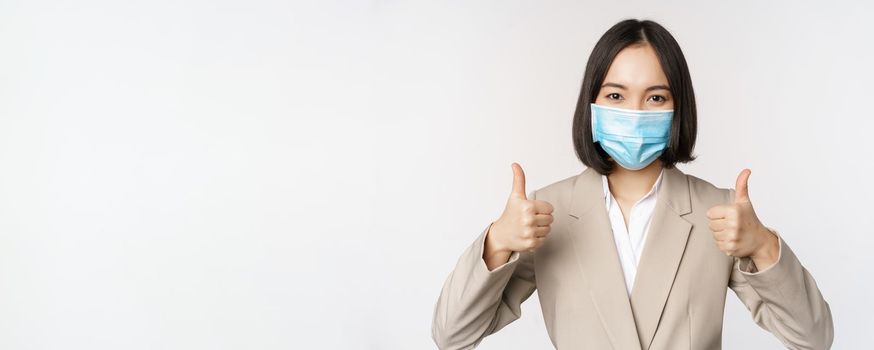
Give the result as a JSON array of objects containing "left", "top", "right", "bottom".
[{"left": 572, "top": 19, "right": 697, "bottom": 175}]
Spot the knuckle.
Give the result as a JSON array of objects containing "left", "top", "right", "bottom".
[
  {"left": 523, "top": 227, "right": 535, "bottom": 238},
  {"left": 527, "top": 239, "right": 539, "bottom": 249},
  {"left": 521, "top": 216, "right": 533, "bottom": 226},
  {"left": 730, "top": 205, "right": 741, "bottom": 216},
  {"left": 521, "top": 202, "right": 535, "bottom": 213}
]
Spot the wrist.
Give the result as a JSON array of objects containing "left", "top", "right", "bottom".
[
  {"left": 485, "top": 221, "right": 511, "bottom": 256},
  {"left": 750, "top": 227, "right": 779, "bottom": 266},
  {"left": 483, "top": 222, "right": 513, "bottom": 271}
]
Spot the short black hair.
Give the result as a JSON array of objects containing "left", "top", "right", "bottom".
[{"left": 572, "top": 19, "right": 697, "bottom": 175}]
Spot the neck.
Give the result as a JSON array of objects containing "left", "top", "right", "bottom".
[{"left": 606, "top": 160, "right": 663, "bottom": 201}]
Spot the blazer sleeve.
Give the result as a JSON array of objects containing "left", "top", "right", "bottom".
[
  {"left": 727, "top": 191, "right": 834, "bottom": 349},
  {"left": 430, "top": 190, "right": 538, "bottom": 350}
]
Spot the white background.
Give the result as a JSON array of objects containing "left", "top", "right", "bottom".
[{"left": 1, "top": 0, "right": 872, "bottom": 349}]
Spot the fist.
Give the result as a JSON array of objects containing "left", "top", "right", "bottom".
[
  {"left": 706, "top": 169, "right": 776, "bottom": 259},
  {"left": 487, "top": 163, "right": 555, "bottom": 253}
]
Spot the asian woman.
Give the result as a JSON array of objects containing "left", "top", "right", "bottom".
[{"left": 431, "top": 19, "right": 833, "bottom": 350}]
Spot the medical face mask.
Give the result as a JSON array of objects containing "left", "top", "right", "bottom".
[{"left": 590, "top": 103, "right": 673, "bottom": 170}]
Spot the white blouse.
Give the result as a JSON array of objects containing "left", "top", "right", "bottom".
[{"left": 601, "top": 169, "right": 664, "bottom": 296}]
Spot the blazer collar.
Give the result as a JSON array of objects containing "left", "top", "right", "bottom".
[
  {"left": 565, "top": 166, "right": 693, "bottom": 350},
  {"left": 570, "top": 166, "right": 691, "bottom": 219}
]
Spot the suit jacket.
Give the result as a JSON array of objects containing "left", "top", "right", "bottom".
[{"left": 431, "top": 167, "right": 833, "bottom": 349}]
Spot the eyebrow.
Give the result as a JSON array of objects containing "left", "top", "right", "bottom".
[{"left": 601, "top": 82, "right": 671, "bottom": 92}]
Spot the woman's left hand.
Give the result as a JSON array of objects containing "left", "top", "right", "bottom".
[{"left": 706, "top": 169, "right": 780, "bottom": 269}]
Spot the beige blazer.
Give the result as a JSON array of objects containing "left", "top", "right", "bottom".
[{"left": 431, "top": 167, "right": 833, "bottom": 349}]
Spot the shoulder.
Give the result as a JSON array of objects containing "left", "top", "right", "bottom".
[
  {"left": 682, "top": 171, "right": 734, "bottom": 206},
  {"left": 529, "top": 172, "right": 579, "bottom": 207}
]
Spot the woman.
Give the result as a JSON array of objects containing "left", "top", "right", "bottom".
[{"left": 431, "top": 19, "right": 833, "bottom": 350}]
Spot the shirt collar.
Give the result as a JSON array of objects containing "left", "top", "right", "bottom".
[{"left": 602, "top": 168, "right": 665, "bottom": 206}]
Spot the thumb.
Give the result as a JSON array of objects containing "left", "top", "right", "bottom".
[
  {"left": 735, "top": 168, "right": 751, "bottom": 203},
  {"left": 511, "top": 162, "right": 527, "bottom": 200}
]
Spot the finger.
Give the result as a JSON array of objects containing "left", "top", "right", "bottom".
[
  {"left": 533, "top": 200, "right": 554, "bottom": 214},
  {"left": 527, "top": 237, "right": 546, "bottom": 252},
  {"left": 719, "top": 239, "right": 738, "bottom": 252},
  {"left": 511, "top": 162, "right": 527, "bottom": 200},
  {"left": 533, "top": 226, "right": 551, "bottom": 238},
  {"left": 713, "top": 229, "right": 737, "bottom": 243},
  {"left": 735, "top": 168, "right": 751, "bottom": 203},
  {"left": 533, "top": 213, "right": 554, "bottom": 226},
  {"left": 711, "top": 229, "right": 732, "bottom": 242},
  {"left": 706, "top": 205, "right": 729, "bottom": 219},
  {"left": 708, "top": 218, "right": 728, "bottom": 232}
]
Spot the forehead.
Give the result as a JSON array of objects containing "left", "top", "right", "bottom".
[{"left": 603, "top": 43, "right": 669, "bottom": 88}]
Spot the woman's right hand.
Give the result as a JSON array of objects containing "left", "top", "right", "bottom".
[{"left": 485, "top": 163, "right": 555, "bottom": 261}]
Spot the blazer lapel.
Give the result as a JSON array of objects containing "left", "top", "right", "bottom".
[
  {"left": 566, "top": 168, "right": 642, "bottom": 350},
  {"left": 629, "top": 167, "right": 693, "bottom": 350}
]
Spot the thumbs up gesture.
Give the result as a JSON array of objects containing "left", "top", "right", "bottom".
[
  {"left": 486, "top": 163, "right": 555, "bottom": 255},
  {"left": 706, "top": 169, "right": 779, "bottom": 266}
]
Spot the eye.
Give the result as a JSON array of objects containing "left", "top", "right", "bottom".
[
  {"left": 606, "top": 93, "right": 623, "bottom": 100},
  {"left": 648, "top": 95, "right": 667, "bottom": 103}
]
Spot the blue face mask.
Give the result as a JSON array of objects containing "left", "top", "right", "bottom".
[{"left": 590, "top": 103, "right": 673, "bottom": 170}]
